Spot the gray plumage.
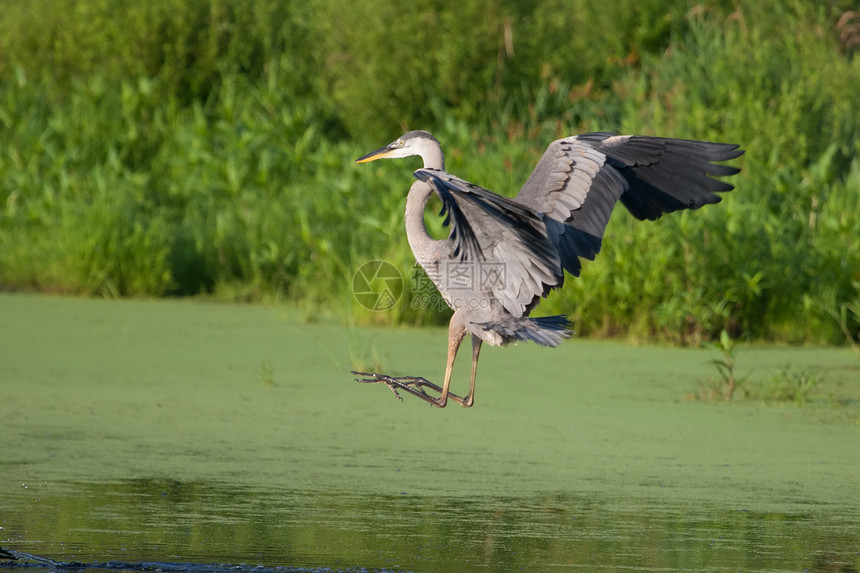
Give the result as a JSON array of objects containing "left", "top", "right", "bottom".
[{"left": 354, "top": 130, "right": 743, "bottom": 408}]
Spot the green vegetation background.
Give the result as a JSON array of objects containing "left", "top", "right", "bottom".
[{"left": 1, "top": 0, "right": 858, "bottom": 344}]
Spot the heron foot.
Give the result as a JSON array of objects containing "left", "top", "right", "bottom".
[{"left": 351, "top": 371, "right": 466, "bottom": 408}]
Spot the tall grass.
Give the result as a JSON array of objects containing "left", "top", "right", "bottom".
[{"left": 1, "top": 0, "right": 858, "bottom": 343}]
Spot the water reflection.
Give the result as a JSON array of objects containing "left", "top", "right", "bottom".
[{"left": 2, "top": 479, "right": 858, "bottom": 572}]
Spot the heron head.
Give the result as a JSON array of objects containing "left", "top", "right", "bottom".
[{"left": 356, "top": 131, "right": 444, "bottom": 169}]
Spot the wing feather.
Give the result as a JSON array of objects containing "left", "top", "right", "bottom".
[
  {"left": 516, "top": 132, "right": 743, "bottom": 275},
  {"left": 406, "top": 133, "right": 742, "bottom": 314},
  {"left": 413, "top": 169, "right": 562, "bottom": 317}
]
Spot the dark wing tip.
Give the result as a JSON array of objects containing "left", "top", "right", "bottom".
[
  {"left": 704, "top": 142, "right": 744, "bottom": 163},
  {"left": 611, "top": 137, "right": 745, "bottom": 221}
]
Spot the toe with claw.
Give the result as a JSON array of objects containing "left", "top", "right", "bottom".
[{"left": 352, "top": 371, "right": 470, "bottom": 408}]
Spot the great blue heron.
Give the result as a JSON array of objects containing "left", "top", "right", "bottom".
[{"left": 353, "top": 130, "right": 743, "bottom": 408}]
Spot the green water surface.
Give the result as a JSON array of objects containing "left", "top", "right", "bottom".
[{"left": 1, "top": 294, "right": 858, "bottom": 572}]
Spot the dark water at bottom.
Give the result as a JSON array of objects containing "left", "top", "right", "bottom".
[{"left": 2, "top": 479, "right": 858, "bottom": 572}]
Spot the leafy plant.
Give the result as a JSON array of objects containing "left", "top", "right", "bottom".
[
  {"left": 813, "top": 284, "right": 860, "bottom": 355},
  {"left": 753, "top": 367, "right": 824, "bottom": 407},
  {"left": 700, "top": 329, "right": 747, "bottom": 401}
]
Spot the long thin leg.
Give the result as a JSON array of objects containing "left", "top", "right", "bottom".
[
  {"left": 434, "top": 320, "right": 466, "bottom": 407},
  {"left": 460, "top": 334, "right": 482, "bottom": 408},
  {"left": 353, "top": 315, "right": 470, "bottom": 408}
]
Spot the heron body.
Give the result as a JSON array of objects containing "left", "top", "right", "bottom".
[{"left": 354, "top": 130, "right": 743, "bottom": 408}]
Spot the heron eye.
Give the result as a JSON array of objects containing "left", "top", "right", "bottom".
[{"left": 398, "top": 140, "right": 405, "bottom": 146}]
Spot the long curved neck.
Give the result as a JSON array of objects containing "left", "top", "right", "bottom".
[
  {"left": 404, "top": 133, "right": 445, "bottom": 265},
  {"left": 419, "top": 140, "right": 445, "bottom": 170},
  {"left": 404, "top": 181, "right": 441, "bottom": 265}
]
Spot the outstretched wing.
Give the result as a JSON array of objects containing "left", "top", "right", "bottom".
[
  {"left": 515, "top": 132, "right": 743, "bottom": 276},
  {"left": 414, "top": 168, "right": 562, "bottom": 317}
]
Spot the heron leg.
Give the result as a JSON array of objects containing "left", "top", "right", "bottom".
[
  {"left": 352, "top": 316, "right": 472, "bottom": 408},
  {"left": 433, "top": 319, "right": 467, "bottom": 407},
  {"left": 460, "top": 334, "right": 482, "bottom": 408}
]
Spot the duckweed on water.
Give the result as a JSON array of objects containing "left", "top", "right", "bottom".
[{"left": 1, "top": 294, "right": 858, "bottom": 571}]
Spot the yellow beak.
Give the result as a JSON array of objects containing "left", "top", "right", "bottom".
[{"left": 355, "top": 145, "right": 395, "bottom": 164}]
